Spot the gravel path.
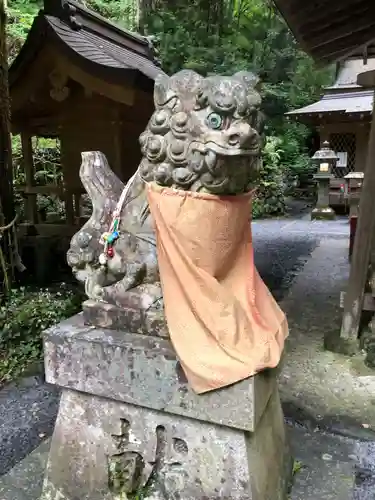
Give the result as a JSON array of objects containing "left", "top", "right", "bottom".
[
  {"left": 0, "top": 376, "right": 59, "bottom": 476},
  {"left": 278, "top": 218, "right": 375, "bottom": 434},
  {"left": 253, "top": 215, "right": 348, "bottom": 301}
]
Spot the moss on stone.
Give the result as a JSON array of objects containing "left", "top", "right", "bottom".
[{"left": 311, "top": 208, "right": 336, "bottom": 220}]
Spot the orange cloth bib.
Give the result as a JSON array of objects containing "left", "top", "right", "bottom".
[{"left": 146, "top": 183, "right": 288, "bottom": 394}]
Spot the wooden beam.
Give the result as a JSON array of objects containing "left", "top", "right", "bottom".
[
  {"left": 16, "top": 184, "right": 64, "bottom": 196},
  {"left": 10, "top": 48, "right": 53, "bottom": 115},
  {"left": 340, "top": 96, "right": 375, "bottom": 345},
  {"left": 289, "top": 0, "right": 366, "bottom": 23},
  {"left": 311, "top": 22, "right": 375, "bottom": 56},
  {"left": 274, "top": 0, "right": 375, "bottom": 63},
  {"left": 318, "top": 43, "right": 375, "bottom": 65},
  {"left": 57, "top": 54, "right": 135, "bottom": 107},
  {"left": 312, "top": 29, "right": 375, "bottom": 61},
  {"left": 301, "top": 7, "right": 375, "bottom": 46},
  {"left": 18, "top": 223, "right": 80, "bottom": 238},
  {"left": 309, "top": 25, "right": 375, "bottom": 56},
  {"left": 300, "top": 2, "right": 370, "bottom": 34},
  {"left": 16, "top": 185, "right": 85, "bottom": 198}
]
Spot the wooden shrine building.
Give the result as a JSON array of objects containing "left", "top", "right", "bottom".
[
  {"left": 10, "top": 0, "right": 164, "bottom": 234},
  {"left": 287, "top": 57, "right": 375, "bottom": 177},
  {"left": 273, "top": 0, "right": 375, "bottom": 356},
  {"left": 287, "top": 57, "right": 375, "bottom": 212}
]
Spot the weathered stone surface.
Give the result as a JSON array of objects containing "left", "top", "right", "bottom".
[
  {"left": 44, "top": 314, "right": 276, "bottom": 432},
  {"left": 6, "top": 411, "right": 375, "bottom": 500},
  {"left": 41, "top": 385, "right": 291, "bottom": 500},
  {"left": 82, "top": 299, "right": 168, "bottom": 336},
  {"left": 139, "top": 70, "right": 263, "bottom": 194},
  {"left": 66, "top": 151, "right": 162, "bottom": 309}
]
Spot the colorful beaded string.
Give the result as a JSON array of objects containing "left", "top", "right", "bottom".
[{"left": 98, "top": 172, "right": 137, "bottom": 267}]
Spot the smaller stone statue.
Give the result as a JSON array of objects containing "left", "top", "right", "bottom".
[{"left": 67, "top": 153, "right": 162, "bottom": 312}]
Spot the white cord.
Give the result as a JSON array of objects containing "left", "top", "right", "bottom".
[
  {"left": 99, "top": 171, "right": 138, "bottom": 265},
  {"left": 111, "top": 171, "right": 138, "bottom": 223}
]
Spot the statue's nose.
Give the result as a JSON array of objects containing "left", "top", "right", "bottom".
[
  {"left": 241, "top": 127, "right": 260, "bottom": 150},
  {"left": 226, "top": 123, "right": 258, "bottom": 150}
]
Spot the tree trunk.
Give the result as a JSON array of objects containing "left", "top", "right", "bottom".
[
  {"left": 0, "top": 0, "right": 15, "bottom": 295},
  {"left": 0, "top": 0, "right": 15, "bottom": 227}
]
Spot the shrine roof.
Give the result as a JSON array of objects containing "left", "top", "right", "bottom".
[
  {"left": 272, "top": 0, "right": 375, "bottom": 64},
  {"left": 9, "top": 0, "right": 165, "bottom": 91},
  {"left": 287, "top": 58, "right": 375, "bottom": 121},
  {"left": 286, "top": 90, "right": 373, "bottom": 118}
]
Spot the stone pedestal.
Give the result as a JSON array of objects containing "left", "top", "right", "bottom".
[
  {"left": 312, "top": 173, "right": 335, "bottom": 220},
  {"left": 311, "top": 206, "right": 336, "bottom": 220},
  {"left": 41, "top": 314, "right": 292, "bottom": 500},
  {"left": 345, "top": 172, "right": 364, "bottom": 220}
]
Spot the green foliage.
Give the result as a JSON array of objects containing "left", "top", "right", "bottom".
[
  {"left": 252, "top": 136, "right": 285, "bottom": 218},
  {"left": 142, "top": 0, "right": 334, "bottom": 211},
  {"left": 12, "top": 135, "right": 64, "bottom": 220},
  {"left": 6, "top": 0, "right": 335, "bottom": 218},
  {"left": 85, "top": 0, "right": 139, "bottom": 30},
  {"left": 292, "top": 460, "right": 304, "bottom": 475},
  {"left": 6, "top": 0, "right": 41, "bottom": 60},
  {"left": 0, "top": 284, "right": 83, "bottom": 384}
]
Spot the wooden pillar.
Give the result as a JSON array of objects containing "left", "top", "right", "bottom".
[
  {"left": 20, "top": 132, "right": 38, "bottom": 224},
  {"left": 340, "top": 97, "right": 375, "bottom": 348},
  {"left": 64, "top": 189, "right": 75, "bottom": 226},
  {"left": 59, "top": 135, "right": 75, "bottom": 226},
  {"left": 319, "top": 125, "right": 329, "bottom": 145},
  {"left": 73, "top": 191, "right": 81, "bottom": 221}
]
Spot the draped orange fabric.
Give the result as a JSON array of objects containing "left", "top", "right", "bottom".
[{"left": 146, "top": 182, "right": 288, "bottom": 394}]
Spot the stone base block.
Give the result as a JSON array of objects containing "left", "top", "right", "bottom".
[
  {"left": 41, "top": 315, "right": 292, "bottom": 499},
  {"left": 41, "top": 386, "right": 291, "bottom": 500},
  {"left": 311, "top": 207, "right": 336, "bottom": 220}
]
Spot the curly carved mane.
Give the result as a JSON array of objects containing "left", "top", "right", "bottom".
[{"left": 138, "top": 70, "right": 264, "bottom": 195}]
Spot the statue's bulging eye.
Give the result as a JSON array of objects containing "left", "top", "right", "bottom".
[{"left": 206, "top": 112, "right": 223, "bottom": 130}]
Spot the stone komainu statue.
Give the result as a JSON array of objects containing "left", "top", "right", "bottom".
[{"left": 67, "top": 69, "right": 264, "bottom": 310}]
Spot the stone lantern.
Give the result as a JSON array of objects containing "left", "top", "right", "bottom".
[{"left": 311, "top": 141, "right": 338, "bottom": 220}]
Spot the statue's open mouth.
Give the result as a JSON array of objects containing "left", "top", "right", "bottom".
[
  {"left": 190, "top": 140, "right": 260, "bottom": 159},
  {"left": 204, "top": 141, "right": 260, "bottom": 157}
]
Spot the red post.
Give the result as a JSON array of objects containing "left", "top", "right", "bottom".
[{"left": 349, "top": 215, "right": 358, "bottom": 260}]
